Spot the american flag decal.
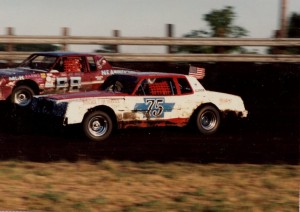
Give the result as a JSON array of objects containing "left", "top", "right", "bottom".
[{"left": 189, "top": 66, "right": 205, "bottom": 79}]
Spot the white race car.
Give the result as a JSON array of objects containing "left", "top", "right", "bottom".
[{"left": 31, "top": 72, "right": 248, "bottom": 141}]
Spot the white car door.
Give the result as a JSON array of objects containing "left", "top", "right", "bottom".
[{"left": 122, "top": 78, "right": 180, "bottom": 122}]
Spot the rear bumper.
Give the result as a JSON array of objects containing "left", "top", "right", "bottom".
[{"left": 222, "top": 109, "right": 248, "bottom": 119}]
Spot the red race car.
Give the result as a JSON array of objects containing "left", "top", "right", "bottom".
[{"left": 0, "top": 52, "right": 133, "bottom": 106}]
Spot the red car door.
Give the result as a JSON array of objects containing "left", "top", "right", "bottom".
[
  {"left": 43, "top": 56, "right": 85, "bottom": 94},
  {"left": 79, "top": 56, "right": 105, "bottom": 91},
  {"left": 43, "top": 55, "right": 109, "bottom": 94}
]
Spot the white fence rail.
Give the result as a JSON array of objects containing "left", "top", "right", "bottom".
[{"left": 1, "top": 27, "right": 299, "bottom": 63}]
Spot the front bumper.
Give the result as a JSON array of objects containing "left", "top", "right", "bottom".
[
  {"left": 31, "top": 97, "right": 68, "bottom": 117},
  {"left": 0, "top": 87, "right": 6, "bottom": 101}
]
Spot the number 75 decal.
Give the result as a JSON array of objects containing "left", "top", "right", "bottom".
[{"left": 134, "top": 98, "right": 175, "bottom": 118}]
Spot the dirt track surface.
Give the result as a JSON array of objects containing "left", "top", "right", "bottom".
[
  {"left": 0, "top": 106, "right": 298, "bottom": 165},
  {"left": 0, "top": 63, "right": 299, "bottom": 165}
]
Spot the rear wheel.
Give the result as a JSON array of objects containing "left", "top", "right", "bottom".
[
  {"left": 196, "top": 106, "right": 220, "bottom": 135},
  {"left": 11, "top": 85, "right": 34, "bottom": 107},
  {"left": 82, "top": 111, "right": 113, "bottom": 142}
]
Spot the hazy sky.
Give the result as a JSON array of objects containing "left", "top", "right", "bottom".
[{"left": 1, "top": 0, "right": 299, "bottom": 52}]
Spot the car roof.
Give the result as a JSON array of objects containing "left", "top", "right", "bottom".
[
  {"left": 32, "top": 52, "right": 104, "bottom": 57},
  {"left": 113, "top": 72, "right": 186, "bottom": 78}
]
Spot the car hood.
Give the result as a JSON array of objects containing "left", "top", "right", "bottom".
[{"left": 0, "top": 67, "right": 46, "bottom": 77}]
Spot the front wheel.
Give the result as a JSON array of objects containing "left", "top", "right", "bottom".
[
  {"left": 196, "top": 106, "right": 220, "bottom": 135},
  {"left": 11, "top": 85, "right": 34, "bottom": 107},
  {"left": 82, "top": 111, "right": 113, "bottom": 142}
]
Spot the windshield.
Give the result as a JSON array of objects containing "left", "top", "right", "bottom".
[
  {"left": 101, "top": 75, "right": 138, "bottom": 94},
  {"left": 19, "top": 54, "right": 58, "bottom": 71}
]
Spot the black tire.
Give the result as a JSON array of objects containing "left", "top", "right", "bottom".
[
  {"left": 82, "top": 111, "right": 113, "bottom": 142},
  {"left": 11, "top": 85, "right": 34, "bottom": 107},
  {"left": 196, "top": 105, "right": 220, "bottom": 135}
]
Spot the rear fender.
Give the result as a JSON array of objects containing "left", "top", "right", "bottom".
[{"left": 85, "top": 105, "right": 118, "bottom": 130}]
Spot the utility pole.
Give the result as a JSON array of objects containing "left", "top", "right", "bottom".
[{"left": 279, "top": 0, "right": 287, "bottom": 38}]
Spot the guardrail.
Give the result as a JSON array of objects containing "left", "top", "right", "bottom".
[
  {"left": 1, "top": 52, "right": 299, "bottom": 63},
  {"left": 1, "top": 36, "right": 300, "bottom": 46},
  {"left": 1, "top": 27, "right": 300, "bottom": 63}
]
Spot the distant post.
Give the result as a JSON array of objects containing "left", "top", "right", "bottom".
[
  {"left": 167, "top": 24, "right": 174, "bottom": 53},
  {"left": 62, "top": 27, "right": 69, "bottom": 51},
  {"left": 279, "top": 0, "right": 287, "bottom": 38},
  {"left": 6, "top": 27, "right": 14, "bottom": 66},
  {"left": 113, "top": 30, "right": 120, "bottom": 53}
]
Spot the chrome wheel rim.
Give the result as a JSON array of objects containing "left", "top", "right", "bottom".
[
  {"left": 15, "top": 91, "right": 31, "bottom": 106},
  {"left": 88, "top": 115, "right": 108, "bottom": 137},
  {"left": 200, "top": 111, "right": 217, "bottom": 131}
]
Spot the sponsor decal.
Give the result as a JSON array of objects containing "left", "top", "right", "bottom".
[
  {"left": 134, "top": 98, "right": 175, "bottom": 118},
  {"left": 24, "top": 74, "right": 40, "bottom": 79},
  {"left": 8, "top": 74, "right": 41, "bottom": 81},
  {"left": 101, "top": 69, "right": 131, "bottom": 76},
  {"left": 95, "top": 76, "right": 104, "bottom": 81},
  {"left": 45, "top": 76, "right": 55, "bottom": 88},
  {"left": 8, "top": 76, "right": 25, "bottom": 81},
  {"left": 194, "top": 88, "right": 205, "bottom": 92}
]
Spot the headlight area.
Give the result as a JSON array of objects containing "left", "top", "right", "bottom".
[
  {"left": 0, "top": 87, "right": 3, "bottom": 100},
  {"left": 52, "top": 101, "right": 68, "bottom": 117},
  {"left": 63, "top": 101, "right": 86, "bottom": 125},
  {"left": 0, "top": 79, "right": 8, "bottom": 100},
  {"left": 0, "top": 85, "right": 9, "bottom": 101}
]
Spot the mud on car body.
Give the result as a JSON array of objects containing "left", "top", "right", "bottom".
[
  {"left": 0, "top": 52, "right": 133, "bottom": 107},
  {"left": 31, "top": 72, "right": 248, "bottom": 142}
]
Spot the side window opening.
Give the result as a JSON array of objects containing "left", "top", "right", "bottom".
[
  {"left": 87, "top": 56, "right": 97, "bottom": 71},
  {"left": 178, "top": 78, "right": 193, "bottom": 94},
  {"left": 52, "top": 58, "right": 63, "bottom": 72},
  {"left": 63, "top": 57, "right": 83, "bottom": 73},
  {"left": 29, "top": 55, "right": 57, "bottom": 70},
  {"left": 137, "top": 78, "right": 177, "bottom": 96},
  {"left": 136, "top": 84, "right": 146, "bottom": 96}
]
